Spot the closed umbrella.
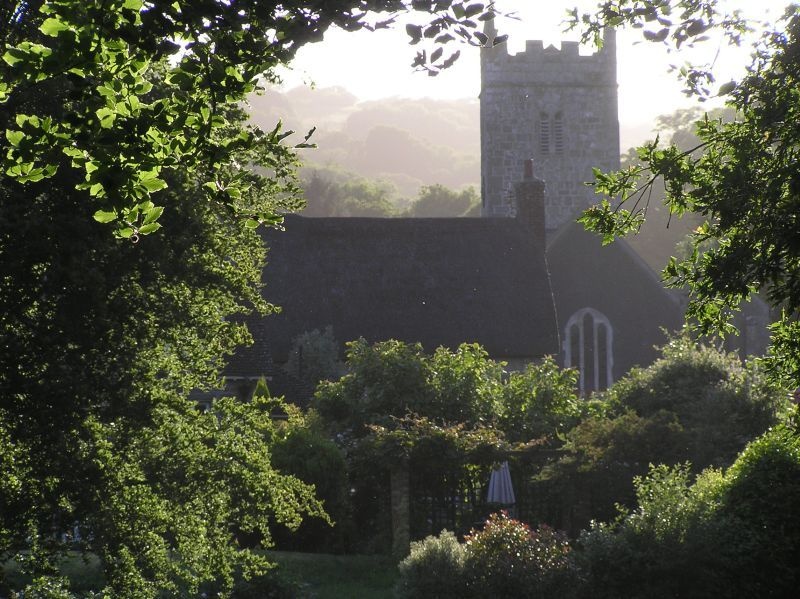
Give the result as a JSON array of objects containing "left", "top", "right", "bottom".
[{"left": 486, "top": 461, "right": 516, "bottom": 517}]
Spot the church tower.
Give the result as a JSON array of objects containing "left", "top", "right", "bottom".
[{"left": 480, "top": 23, "right": 620, "bottom": 233}]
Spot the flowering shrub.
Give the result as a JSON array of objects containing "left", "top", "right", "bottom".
[{"left": 464, "top": 512, "right": 576, "bottom": 598}]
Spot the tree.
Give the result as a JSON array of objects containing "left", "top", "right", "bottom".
[
  {"left": 405, "top": 183, "right": 480, "bottom": 217},
  {"left": 534, "top": 336, "right": 787, "bottom": 533},
  {"left": 0, "top": 125, "right": 330, "bottom": 595},
  {"left": 285, "top": 326, "right": 342, "bottom": 388},
  {"left": 2, "top": 0, "right": 500, "bottom": 237},
  {"left": 573, "top": 1, "right": 800, "bottom": 384},
  {"left": 312, "top": 340, "right": 589, "bottom": 547},
  {"left": 0, "top": 1, "right": 501, "bottom": 594},
  {"left": 621, "top": 107, "right": 721, "bottom": 270},
  {"left": 300, "top": 168, "right": 399, "bottom": 217},
  {"left": 313, "top": 339, "right": 503, "bottom": 435}
]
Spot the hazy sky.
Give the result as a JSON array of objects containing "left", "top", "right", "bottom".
[{"left": 276, "top": 0, "right": 789, "bottom": 149}]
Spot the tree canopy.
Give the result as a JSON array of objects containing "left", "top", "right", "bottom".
[
  {"left": 405, "top": 183, "right": 480, "bottom": 217},
  {"left": 574, "top": 1, "right": 800, "bottom": 384},
  {"left": 0, "top": 0, "right": 500, "bottom": 595},
  {"left": 2, "top": 0, "right": 499, "bottom": 237},
  {"left": 535, "top": 335, "right": 787, "bottom": 532}
]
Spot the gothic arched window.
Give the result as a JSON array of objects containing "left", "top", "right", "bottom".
[{"left": 564, "top": 308, "right": 613, "bottom": 394}]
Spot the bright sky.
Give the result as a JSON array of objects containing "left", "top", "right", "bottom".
[{"left": 277, "top": 0, "right": 789, "bottom": 149}]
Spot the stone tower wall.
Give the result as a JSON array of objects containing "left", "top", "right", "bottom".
[{"left": 480, "top": 29, "right": 620, "bottom": 231}]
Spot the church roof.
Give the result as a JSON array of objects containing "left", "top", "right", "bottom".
[{"left": 228, "top": 214, "right": 558, "bottom": 375}]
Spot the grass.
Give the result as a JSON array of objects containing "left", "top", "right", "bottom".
[
  {"left": 2, "top": 551, "right": 397, "bottom": 598},
  {"left": 269, "top": 551, "right": 398, "bottom": 599},
  {"left": 2, "top": 552, "right": 105, "bottom": 594}
]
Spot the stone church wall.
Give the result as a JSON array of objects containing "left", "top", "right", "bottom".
[{"left": 480, "top": 29, "right": 620, "bottom": 231}]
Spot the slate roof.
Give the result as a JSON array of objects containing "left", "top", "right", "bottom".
[
  {"left": 227, "top": 214, "right": 558, "bottom": 375},
  {"left": 546, "top": 220, "right": 685, "bottom": 378},
  {"left": 224, "top": 335, "right": 278, "bottom": 378}
]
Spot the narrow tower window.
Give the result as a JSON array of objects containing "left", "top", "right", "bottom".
[
  {"left": 539, "top": 113, "right": 551, "bottom": 155},
  {"left": 553, "top": 113, "right": 564, "bottom": 155}
]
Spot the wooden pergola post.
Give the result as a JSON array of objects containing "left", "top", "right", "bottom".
[{"left": 390, "top": 463, "right": 410, "bottom": 560}]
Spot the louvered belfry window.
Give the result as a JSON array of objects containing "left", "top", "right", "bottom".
[
  {"left": 540, "top": 112, "right": 564, "bottom": 155},
  {"left": 539, "top": 112, "right": 551, "bottom": 155}
]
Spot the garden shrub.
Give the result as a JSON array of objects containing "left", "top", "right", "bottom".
[
  {"left": 533, "top": 336, "right": 789, "bottom": 532},
  {"left": 270, "top": 424, "right": 352, "bottom": 553},
  {"left": 395, "top": 530, "right": 466, "bottom": 599},
  {"left": 574, "top": 464, "right": 729, "bottom": 599},
  {"left": 464, "top": 513, "right": 576, "bottom": 599},
  {"left": 499, "top": 357, "right": 582, "bottom": 442},
  {"left": 574, "top": 426, "right": 800, "bottom": 599},
  {"left": 606, "top": 336, "right": 786, "bottom": 469},
  {"left": 715, "top": 425, "right": 800, "bottom": 597}
]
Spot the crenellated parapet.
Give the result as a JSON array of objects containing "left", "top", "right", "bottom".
[{"left": 481, "top": 29, "right": 617, "bottom": 89}]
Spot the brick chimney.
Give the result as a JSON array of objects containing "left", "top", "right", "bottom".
[{"left": 514, "top": 159, "right": 546, "bottom": 244}]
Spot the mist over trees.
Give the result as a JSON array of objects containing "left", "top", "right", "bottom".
[{"left": 247, "top": 87, "right": 480, "bottom": 199}]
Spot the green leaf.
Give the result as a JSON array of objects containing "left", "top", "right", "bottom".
[
  {"left": 19, "top": 169, "right": 46, "bottom": 183},
  {"left": 473, "top": 31, "right": 488, "bottom": 46},
  {"left": 16, "top": 114, "right": 36, "bottom": 128},
  {"left": 3, "top": 48, "right": 25, "bottom": 66},
  {"left": 93, "top": 209, "right": 117, "bottom": 223},
  {"left": 464, "top": 3, "right": 484, "bottom": 19},
  {"left": 96, "top": 85, "right": 115, "bottom": 98},
  {"left": 6, "top": 130, "right": 24, "bottom": 146},
  {"left": 141, "top": 178, "right": 167, "bottom": 192},
  {"left": 406, "top": 24, "right": 423, "bottom": 44},
  {"left": 138, "top": 222, "right": 162, "bottom": 235},
  {"left": 718, "top": 81, "right": 736, "bottom": 95},
  {"left": 142, "top": 206, "right": 164, "bottom": 225},
  {"left": 40, "top": 18, "right": 70, "bottom": 37},
  {"left": 96, "top": 107, "right": 116, "bottom": 128}
]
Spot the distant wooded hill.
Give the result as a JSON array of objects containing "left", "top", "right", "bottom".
[{"left": 247, "top": 86, "right": 480, "bottom": 199}]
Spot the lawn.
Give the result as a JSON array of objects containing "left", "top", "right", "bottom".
[
  {"left": 269, "top": 551, "right": 398, "bottom": 599},
  {"left": 2, "top": 551, "right": 398, "bottom": 598}
]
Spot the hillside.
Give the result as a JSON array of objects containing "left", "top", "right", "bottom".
[{"left": 247, "top": 86, "right": 480, "bottom": 198}]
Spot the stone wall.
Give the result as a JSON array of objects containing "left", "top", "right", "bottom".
[{"left": 480, "top": 28, "right": 620, "bottom": 232}]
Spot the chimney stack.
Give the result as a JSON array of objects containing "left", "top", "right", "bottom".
[{"left": 514, "top": 159, "right": 546, "bottom": 244}]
